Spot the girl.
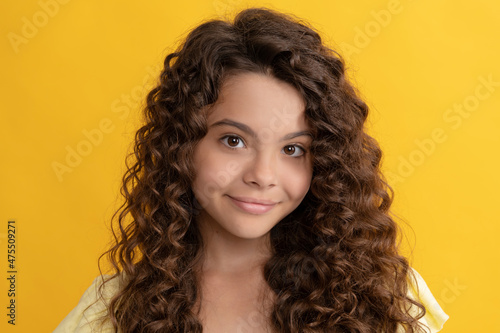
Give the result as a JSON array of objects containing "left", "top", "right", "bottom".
[{"left": 55, "top": 7, "right": 449, "bottom": 333}]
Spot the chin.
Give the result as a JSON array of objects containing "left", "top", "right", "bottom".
[
  {"left": 233, "top": 229, "right": 272, "bottom": 241},
  {"left": 222, "top": 218, "right": 277, "bottom": 241}
]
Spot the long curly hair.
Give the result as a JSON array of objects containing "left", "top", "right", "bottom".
[{"left": 95, "top": 7, "right": 428, "bottom": 333}]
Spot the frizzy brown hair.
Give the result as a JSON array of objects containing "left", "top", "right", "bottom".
[{"left": 95, "top": 7, "right": 429, "bottom": 333}]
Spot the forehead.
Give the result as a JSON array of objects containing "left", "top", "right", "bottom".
[{"left": 206, "top": 72, "right": 309, "bottom": 135}]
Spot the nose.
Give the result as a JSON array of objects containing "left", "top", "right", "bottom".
[{"left": 243, "top": 150, "right": 278, "bottom": 188}]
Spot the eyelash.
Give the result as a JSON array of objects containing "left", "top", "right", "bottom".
[{"left": 219, "top": 135, "right": 307, "bottom": 158}]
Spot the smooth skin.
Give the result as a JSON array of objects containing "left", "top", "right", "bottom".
[{"left": 191, "top": 72, "right": 313, "bottom": 332}]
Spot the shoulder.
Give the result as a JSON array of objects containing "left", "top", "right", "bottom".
[
  {"left": 402, "top": 267, "right": 450, "bottom": 333},
  {"left": 53, "top": 273, "right": 125, "bottom": 333}
]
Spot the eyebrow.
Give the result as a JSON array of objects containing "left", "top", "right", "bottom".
[{"left": 209, "top": 118, "right": 313, "bottom": 142}]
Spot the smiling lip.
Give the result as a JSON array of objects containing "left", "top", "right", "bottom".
[{"left": 227, "top": 195, "right": 278, "bottom": 214}]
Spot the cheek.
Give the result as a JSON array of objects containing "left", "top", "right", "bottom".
[
  {"left": 281, "top": 162, "right": 312, "bottom": 200},
  {"left": 295, "top": 174, "right": 312, "bottom": 199},
  {"left": 192, "top": 144, "right": 239, "bottom": 202}
]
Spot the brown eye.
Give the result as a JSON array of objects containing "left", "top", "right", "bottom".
[
  {"left": 282, "top": 145, "right": 306, "bottom": 158},
  {"left": 284, "top": 146, "right": 296, "bottom": 155},
  {"left": 228, "top": 136, "right": 240, "bottom": 147},
  {"left": 220, "top": 135, "right": 245, "bottom": 149}
]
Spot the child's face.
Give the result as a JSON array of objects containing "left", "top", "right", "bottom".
[{"left": 192, "top": 72, "right": 313, "bottom": 241}]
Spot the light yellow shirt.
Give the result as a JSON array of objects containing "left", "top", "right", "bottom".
[{"left": 53, "top": 267, "right": 449, "bottom": 332}]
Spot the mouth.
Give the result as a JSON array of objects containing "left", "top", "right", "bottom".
[{"left": 226, "top": 195, "right": 278, "bottom": 214}]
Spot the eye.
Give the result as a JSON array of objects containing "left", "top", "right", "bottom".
[
  {"left": 282, "top": 145, "right": 306, "bottom": 158},
  {"left": 220, "top": 135, "right": 246, "bottom": 149},
  {"left": 220, "top": 135, "right": 307, "bottom": 158}
]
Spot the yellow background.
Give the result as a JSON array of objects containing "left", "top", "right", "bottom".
[{"left": 1, "top": 0, "right": 499, "bottom": 332}]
